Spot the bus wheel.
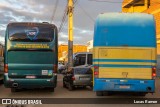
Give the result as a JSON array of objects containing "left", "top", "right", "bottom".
[
  {"left": 103, "top": 91, "right": 112, "bottom": 96},
  {"left": 48, "top": 87, "right": 54, "bottom": 92},
  {"left": 139, "top": 92, "right": 147, "bottom": 96},
  {"left": 11, "top": 88, "right": 19, "bottom": 92},
  {"left": 96, "top": 91, "right": 103, "bottom": 96}
]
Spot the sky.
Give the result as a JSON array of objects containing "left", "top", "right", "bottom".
[{"left": 0, "top": 0, "right": 123, "bottom": 45}]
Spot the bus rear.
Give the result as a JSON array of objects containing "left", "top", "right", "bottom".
[
  {"left": 4, "top": 22, "right": 58, "bottom": 92},
  {"left": 93, "top": 13, "right": 157, "bottom": 96}
]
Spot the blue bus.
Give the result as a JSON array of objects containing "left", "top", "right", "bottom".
[{"left": 93, "top": 13, "right": 157, "bottom": 96}]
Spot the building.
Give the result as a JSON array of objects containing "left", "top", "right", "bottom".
[
  {"left": 86, "top": 40, "right": 93, "bottom": 52},
  {"left": 0, "top": 43, "right": 4, "bottom": 57},
  {"left": 58, "top": 44, "right": 87, "bottom": 61},
  {"left": 122, "top": 0, "right": 160, "bottom": 54}
]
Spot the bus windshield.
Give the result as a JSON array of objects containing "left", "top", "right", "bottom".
[{"left": 8, "top": 24, "right": 54, "bottom": 42}]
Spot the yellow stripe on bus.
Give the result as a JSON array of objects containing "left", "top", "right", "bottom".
[
  {"left": 93, "top": 62, "right": 156, "bottom": 66},
  {"left": 98, "top": 67, "right": 152, "bottom": 79},
  {"left": 93, "top": 47, "right": 156, "bottom": 60}
]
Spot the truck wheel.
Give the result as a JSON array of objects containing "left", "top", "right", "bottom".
[
  {"left": 83, "top": 86, "right": 86, "bottom": 88},
  {"left": 0, "top": 79, "right": 3, "bottom": 84},
  {"left": 90, "top": 85, "right": 93, "bottom": 89},
  {"left": 63, "top": 82, "right": 67, "bottom": 88},
  {"left": 63, "top": 79, "right": 67, "bottom": 88},
  {"left": 68, "top": 83, "right": 74, "bottom": 91},
  {"left": 11, "top": 88, "right": 19, "bottom": 92},
  {"left": 96, "top": 91, "right": 103, "bottom": 96}
]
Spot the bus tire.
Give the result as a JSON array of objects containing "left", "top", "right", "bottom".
[
  {"left": 103, "top": 91, "right": 112, "bottom": 96},
  {"left": 48, "top": 87, "right": 54, "bottom": 92},
  {"left": 96, "top": 91, "right": 103, "bottom": 96},
  {"left": 139, "top": 92, "right": 147, "bottom": 96},
  {"left": 11, "top": 88, "right": 19, "bottom": 92}
]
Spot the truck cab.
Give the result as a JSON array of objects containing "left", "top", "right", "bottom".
[{"left": 73, "top": 52, "right": 92, "bottom": 67}]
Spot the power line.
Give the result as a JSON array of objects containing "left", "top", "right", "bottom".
[
  {"left": 58, "top": 4, "right": 68, "bottom": 32},
  {"left": 73, "top": 0, "right": 78, "bottom": 13},
  {"left": 74, "top": 0, "right": 78, "bottom": 5},
  {"left": 50, "top": 0, "right": 59, "bottom": 24},
  {"left": 77, "top": 3, "right": 95, "bottom": 22},
  {"left": 58, "top": 0, "right": 78, "bottom": 33}
]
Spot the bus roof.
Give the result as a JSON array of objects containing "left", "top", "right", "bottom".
[
  {"left": 7, "top": 22, "right": 57, "bottom": 28},
  {"left": 94, "top": 13, "right": 156, "bottom": 47},
  {"left": 74, "top": 52, "right": 92, "bottom": 54}
]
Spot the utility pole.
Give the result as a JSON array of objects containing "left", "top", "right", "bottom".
[{"left": 68, "top": 0, "right": 73, "bottom": 69}]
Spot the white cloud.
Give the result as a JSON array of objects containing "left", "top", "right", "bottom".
[
  {"left": 0, "top": 36, "right": 5, "bottom": 45},
  {"left": 0, "top": 24, "right": 6, "bottom": 30},
  {"left": 0, "top": 0, "right": 122, "bottom": 45},
  {"left": 59, "top": 32, "right": 68, "bottom": 38},
  {"left": 58, "top": 41, "right": 66, "bottom": 45}
]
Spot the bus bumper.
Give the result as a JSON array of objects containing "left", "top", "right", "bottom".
[
  {"left": 93, "top": 78, "right": 155, "bottom": 93},
  {"left": 4, "top": 73, "right": 57, "bottom": 89}
]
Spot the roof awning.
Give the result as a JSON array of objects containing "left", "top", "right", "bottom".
[{"left": 122, "top": 0, "right": 144, "bottom": 8}]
